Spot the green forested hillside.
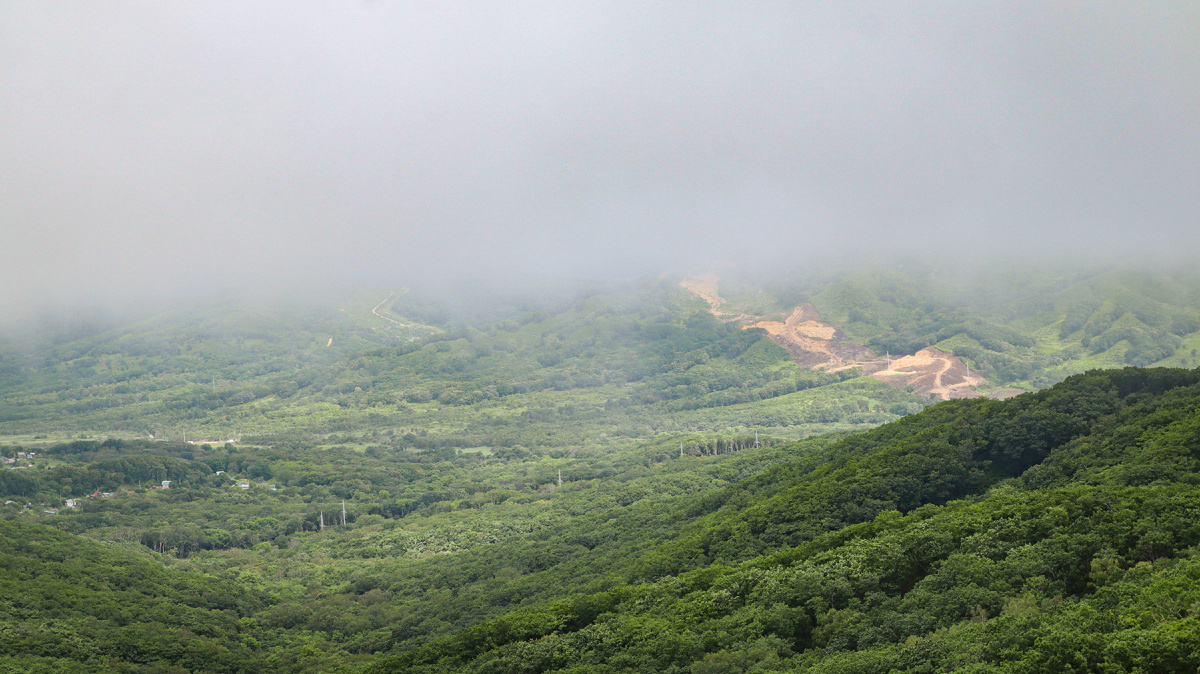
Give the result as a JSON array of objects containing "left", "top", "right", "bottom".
[
  {"left": 4, "top": 367, "right": 1200, "bottom": 671},
  {"left": 376, "top": 367, "right": 1200, "bottom": 673},
  {"left": 0, "top": 278, "right": 932, "bottom": 445},
  {"left": 4, "top": 267, "right": 1200, "bottom": 672},
  {"left": 7, "top": 266, "right": 1200, "bottom": 449},
  {"left": 795, "top": 266, "right": 1200, "bottom": 387},
  {"left": 0, "top": 519, "right": 262, "bottom": 672}
]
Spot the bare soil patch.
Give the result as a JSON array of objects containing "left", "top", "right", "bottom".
[
  {"left": 748, "top": 303, "right": 874, "bottom": 370},
  {"left": 679, "top": 275, "right": 985, "bottom": 399},
  {"left": 870, "top": 347, "right": 985, "bottom": 400}
]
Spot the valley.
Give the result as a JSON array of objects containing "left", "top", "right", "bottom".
[
  {"left": 3, "top": 264, "right": 1200, "bottom": 672},
  {"left": 7, "top": 2, "right": 1197, "bottom": 670}
]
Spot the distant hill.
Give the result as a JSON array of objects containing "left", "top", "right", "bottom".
[
  {"left": 4, "top": 263, "right": 1200, "bottom": 451},
  {"left": 680, "top": 264, "right": 1200, "bottom": 399},
  {"left": 0, "top": 277, "right": 935, "bottom": 445}
]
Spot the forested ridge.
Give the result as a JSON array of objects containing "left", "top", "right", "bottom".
[
  {"left": 373, "top": 367, "right": 1200, "bottom": 673},
  {"left": 4, "top": 367, "right": 1200, "bottom": 671}
]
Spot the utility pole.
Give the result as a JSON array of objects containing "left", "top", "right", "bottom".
[
  {"left": 557, "top": 469, "right": 562, "bottom": 488},
  {"left": 319, "top": 512, "right": 324, "bottom": 531},
  {"left": 755, "top": 429, "right": 760, "bottom": 448},
  {"left": 680, "top": 442, "right": 684, "bottom": 457},
  {"left": 886, "top": 351, "right": 891, "bottom": 369}
]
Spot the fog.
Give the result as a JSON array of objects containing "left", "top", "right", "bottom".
[{"left": 2, "top": 2, "right": 1198, "bottom": 319}]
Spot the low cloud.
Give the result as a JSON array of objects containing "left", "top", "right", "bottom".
[{"left": 2, "top": 1, "right": 1197, "bottom": 318}]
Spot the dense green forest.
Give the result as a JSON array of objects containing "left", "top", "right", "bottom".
[
  {"left": 4, "top": 266, "right": 1200, "bottom": 671},
  {"left": 5, "top": 367, "right": 1200, "bottom": 671}
]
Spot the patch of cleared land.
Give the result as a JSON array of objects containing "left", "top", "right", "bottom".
[
  {"left": 871, "top": 347, "right": 986, "bottom": 399},
  {"left": 681, "top": 275, "right": 986, "bottom": 400}
]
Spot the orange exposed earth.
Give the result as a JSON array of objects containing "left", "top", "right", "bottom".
[
  {"left": 873, "top": 347, "right": 986, "bottom": 399},
  {"left": 748, "top": 303, "right": 875, "bottom": 371},
  {"left": 682, "top": 276, "right": 989, "bottom": 400}
]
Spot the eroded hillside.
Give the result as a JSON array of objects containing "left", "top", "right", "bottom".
[{"left": 682, "top": 276, "right": 987, "bottom": 399}]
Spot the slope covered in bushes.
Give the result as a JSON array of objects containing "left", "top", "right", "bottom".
[
  {"left": 4, "top": 367, "right": 1200, "bottom": 672},
  {"left": 0, "top": 520, "right": 263, "bottom": 672},
  {"left": 375, "top": 368, "right": 1200, "bottom": 673}
]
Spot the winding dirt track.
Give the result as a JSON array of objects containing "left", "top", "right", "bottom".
[
  {"left": 678, "top": 275, "right": 724, "bottom": 313},
  {"left": 371, "top": 288, "right": 409, "bottom": 325}
]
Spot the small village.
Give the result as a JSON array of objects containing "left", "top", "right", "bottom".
[{"left": 2, "top": 446, "right": 280, "bottom": 515}]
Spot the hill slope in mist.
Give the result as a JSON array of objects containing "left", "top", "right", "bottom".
[
  {"left": 682, "top": 265, "right": 1200, "bottom": 397},
  {"left": 3, "top": 264, "right": 1200, "bottom": 671},
  {"left": 5, "top": 264, "right": 1200, "bottom": 450},
  {"left": 0, "top": 277, "right": 937, "bottom": 447}
]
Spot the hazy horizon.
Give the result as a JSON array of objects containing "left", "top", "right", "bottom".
[{"left": 3, "top": 2, "right": 1198, "bottom": 318}]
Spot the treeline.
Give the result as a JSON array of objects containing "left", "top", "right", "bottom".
[
  {"left": 0, "top": 454, "right": 215, "bottom": 498},
  {"left": 649, "top": 364, "right": 862, "bottom": 412}
]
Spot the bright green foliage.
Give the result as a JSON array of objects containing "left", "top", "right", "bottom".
[
  {"left": 4, "top": 367, "right": 1197, "bottom": 671},
  {"left": 0, "top": 520, "right": 260, "bottom": 672}
]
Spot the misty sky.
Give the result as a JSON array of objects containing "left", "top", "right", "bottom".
[{"left": 2, "top": 2, "right": 1198, "bottom": 313}]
